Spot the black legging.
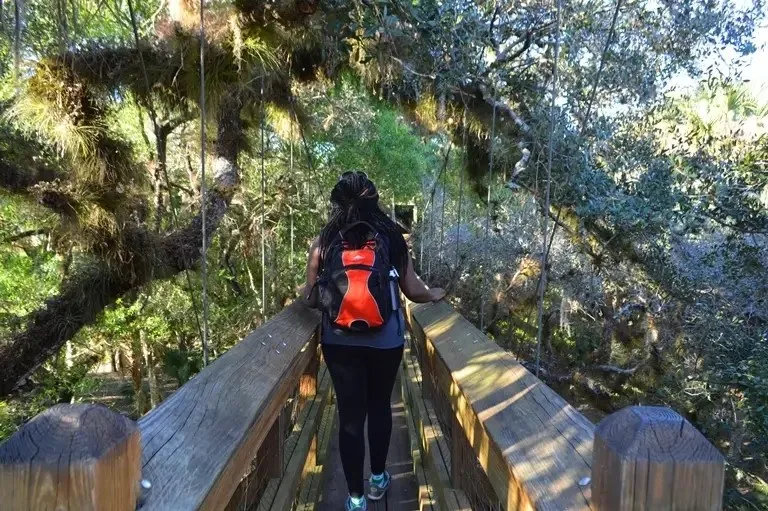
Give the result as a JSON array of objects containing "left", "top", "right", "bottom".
[{"left": 322, "top": 343, "right": 404, "bottom": 496}]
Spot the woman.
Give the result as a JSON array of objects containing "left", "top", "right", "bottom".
[{"left": 303, "top": 171, "right": 445, "bottom": 510}]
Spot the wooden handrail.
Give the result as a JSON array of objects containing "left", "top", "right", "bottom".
[
  {"left": 139, "top": 302, "right": 320, "bottom": 510},
  {"left": 407, "top": 300, "right": 725, "bottom": 510},
  {"left": 0, "top": 298, "right": 725, "bottom": 510},
  {"left": 408, "top": 300, "right": 594, "bottom": 510},
  {"left": 0, "top": 302, "right": 321, "bottom": 511}
]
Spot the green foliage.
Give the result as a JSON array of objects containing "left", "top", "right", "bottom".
[
  {"left": 163, "top": 349, "right": 203, "bottom": 385},
  {"left": 0, "top": 0, "right": 766, "bottom": 503},
  {"left": 0, "top": 359, "right": 99, "bottom": 441},
  {"left": 328, "top": 107, "right": 432, "bottom": 200},
  {"left": 0, "top": 195, "right": 61, "bottom": 336}
]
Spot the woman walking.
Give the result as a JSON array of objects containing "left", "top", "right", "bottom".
[{"left": 303, "top": 171, "right": 445, "bottom": 510}]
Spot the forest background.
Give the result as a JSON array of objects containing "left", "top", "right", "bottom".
[{"left": 0, "top": 0, "right": 766, "bottom": 507}]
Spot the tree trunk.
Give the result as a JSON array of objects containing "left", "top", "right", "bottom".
[
  {"left": 65, "top": 341, "right": 73, "bottom": 369},
  {"left": 142, "top": 334, "right": 162, "bottom": 408},
  {"left": 175, "top": 329, "right": 188, "bottom": 352},
  {"left": 110, "top": 350, "right": 118, "bottom": 373},
  {"left": 222, "top": 232, "right": 243, "bottom": 296},
  {"left": 132, "top": 331, "right": 147, "bottom": 416},
  {"left": 153, "top": 126, "right": 169, "bottom": 232},
  {"left": 118, "top": 348, "right": 130, "bottom": 376},
  {"left": 596, "top": 298, "right": 617, "bottom": 363}
]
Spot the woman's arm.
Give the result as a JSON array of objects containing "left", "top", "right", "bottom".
[
  {"left": 399, "top": 257, "right": 446, "bottom": 303},
  {"left": 300, "top": 238, "right": 322, "bottom": 307}
]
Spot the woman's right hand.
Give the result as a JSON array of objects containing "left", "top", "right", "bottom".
[{"left": 429, "top": 288, "right": 446, "bottom": 302}]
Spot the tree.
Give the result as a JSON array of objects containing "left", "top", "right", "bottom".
[{"left": 0, "top": 0, "right": 763, "bottom": 398}]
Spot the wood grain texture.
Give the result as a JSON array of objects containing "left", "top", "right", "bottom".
[
  {"left": 402, "top": 381, "right": 436, "bottom": 511},
  {"left": 409, "top": 300, "right": 595, "bottom": 511},
  {"left": 0, "top": 403, "right": 141, "bottom": 511},
  {"left": 402, "top": 349, "right": 471, "bottom": 511},
  {"left": 138, "top": 302, "right": 320, "bottom": 510},
  {"left": 592, "top": 406, "right": 725, "bottom": 511},
  {"left": 296, "top": 395, "right": 337, "bottom": 511},
  {"left": 266, "top": 368, "right": 331, "bottom": 511},
  {"left": 383, "top": 370, "right": 420, "bottom": 511}
]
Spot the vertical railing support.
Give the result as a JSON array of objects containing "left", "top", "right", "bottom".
[
  {"left": 300, "top": 331, "right": 320, "bottom": 402},
  {"left": 0, "top": 404, "right": 141, "bottom": 511},
  {"left": 592, "top": 406, "right": 725, "bottom": 511},
  {"left": 265, "top": 414, "right": 286, "bottom": 478},
  {"left": 299, "top": 331, "right": 320, "bottom": 468}
]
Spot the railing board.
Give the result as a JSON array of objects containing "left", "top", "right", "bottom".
[
  {"left": 402, "top": 389, "right": 436, "bottom": 511},
  {"left": 295, "top": 396, "right": 337, "bottom": 511},
  {"left": 402, "top": 350, "right": 470, "bottom": 510},
  {"left": 263, "top": 367, "right": 331, "bottom": 510},
  {"left": 409, "top": 301, "right": 595, "bottom": 511},
  {"left": 138, "top": 303, "right": 320, "bottom": 511}
]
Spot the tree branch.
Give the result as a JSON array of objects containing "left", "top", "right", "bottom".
[
  {"left": 593, "top": 363, "right": 643, "bottom": 376},
  {"left": 477, "top": 84, "right": 532, "bottom": 134},
  {"left": 2, "top": 229, "right": 47, "bottom": 244},
  {"left": 0, "top": 89, "right": 245, "bottom": 397},
  {"left": 0, "top": 158, "right": 58, "bottom": 192}
]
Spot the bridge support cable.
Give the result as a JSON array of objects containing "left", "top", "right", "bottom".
[
  {"left": 535, "top": 0, "right": 622, "bottom": 376},
  {"left": 455, "top": 106, "right": 468, "bottom": 271},
  {"left": 199, "top": 0, "right": 210, "bottom": 366},
  {"left": 438, "top": 147, "right": 447, "bottom": 269},
  {"left": 424, "top": 142, "right": 453, "bottom": 282},
  {"left": 534, "top": 0, "right": 561, "bottom": 377},
  {"left": 479, "top": 100, "right": 497, "bottom": 333},
  {"left": 289, "top": 119, "right": 296, "bottom": 285},
  {"left": 543, "top": 0, "right": 623, "bottom": 266},
  {"left": 260, "top": 75, "right": 268, "bottom": 318},
  {"left": 124, "top": 0, "right": 205, "bottom": 345}
]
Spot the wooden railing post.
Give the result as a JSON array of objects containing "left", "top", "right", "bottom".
[
  {"left": 265, "top": 414, "right": 286, "bottom": 478},
  {"left": 592, "top": 406, "right": 725, "bottom": 511},
  {"left": 0, "top": 403, "right": 141, "bottom": 511},
  {"left": 299, "top": 332, "right": 320, "bottom": 468},
  {"left": 300, "top": 330, "right": 320, "bottom": 401}
]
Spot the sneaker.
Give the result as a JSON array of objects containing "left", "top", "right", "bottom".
[
  {"left": 345, "top": 495, "right": 367, "bottom": 510},
  {"left": 367, "top": 471, "right": 391, "bottom": 501}
]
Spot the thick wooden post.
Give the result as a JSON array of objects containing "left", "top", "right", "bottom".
[
  {"left": 592, "top": 406, "right": 725, "bottom": 511},
  {"left": 0, "top": 403, "right": 141, "bottom": 511}
]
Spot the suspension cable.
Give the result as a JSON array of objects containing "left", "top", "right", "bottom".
[
  {"left": 427, "top": 191, "right": 434, "bottom": 280},
  {"left": 125, "top": 0, "right": 205, "bottom": 347},
  {"left": 425, "top": 141, "right": 452, "bottom": 281},
  {"left": 260, "top": 75, "right": 267, "bottom": 318},
  {"left": 199, "top": 0, "right": 210, "bottom": 366},
  {"left": 419, "top": 216, "right": 425, "bottom": 272},
  {"left": 534, "top": 0, "right": 622, "bottom": 376},
  {"left": 289, "top": 118, "right": 295, "bottom": 280},
  {"left": 543, "top": 0, "right": 623, "bottom": 262},
  {"left": 479, "top": 99, "right": 497, "bottom": 332},
  {"left": 439, "top": 141, "right": 447, "bottom": 268},
  {"left": 455, "top": 106, "right": 467, "bottom": 269},
  {"left": 535, "top": 0, "right": 561, "bottom": 377}
]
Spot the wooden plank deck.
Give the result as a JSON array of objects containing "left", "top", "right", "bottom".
[{"left": 318, "top": 373, "right": 418, "bottom": 510}]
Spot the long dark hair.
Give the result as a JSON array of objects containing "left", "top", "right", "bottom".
[{"left": 319, "top": 171, "right": 409, "bottom": 274}]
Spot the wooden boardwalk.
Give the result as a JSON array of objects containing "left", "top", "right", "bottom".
[{"left": 318, "top": 373, "right": 418, "bottom": 510}]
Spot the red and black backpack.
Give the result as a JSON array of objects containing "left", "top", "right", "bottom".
[{"left": 317, "top": 222, "right": 399, "bottom": 332}]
